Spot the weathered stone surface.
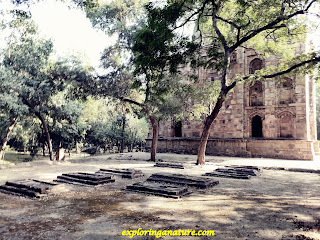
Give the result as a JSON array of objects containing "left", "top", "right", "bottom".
[
  {"left": 154, "top": 162, "right": 185, "bottom": 169},
  {"left": 126, "top": 182, "right": 192, "bottom": 199},
  {"left": 148, "top": 45, "right": 319, "bottom": 160},
  {"left": 0, "top": 179, "right": 57, "bottom": 198},
  {"left": 203, "top": 166, "right": 261, "bottom": 179},
  {"left": 149, "top": 138, "right": 317, "bottom": 160},
  {"left": 55, "top": 172, "right": 115, "bottom": 185},
  {"left": 203, "top": 172, "right": 251, "bottom": 179},
  {"left": 97, "top": 168, "right": 144, "bottom": 179},
  {"left": 147, "top": 173, "right": 219, "bottom": 189}
]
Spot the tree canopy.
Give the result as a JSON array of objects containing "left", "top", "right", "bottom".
[{"left": 139, "top": 0, "right": 320, "bottom": 164}]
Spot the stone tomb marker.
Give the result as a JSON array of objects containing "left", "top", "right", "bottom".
[
  {"left": 96, "top": 168, "right": 144, "bottom": 179},
  {"left": 0, "top": 179, "right": 58, "bottom": 198},
  {"left": 126, "top": 173, "right": 219, "bottom": 198},
  {"left": 154, "top": 162, "right": 185, "bottom": 169},
  {"left": 146, "top": 173, "right": 219, "bottom": 189},
  {"left": 55, "top": 172, "right": 115, "bottom": 186},
  {"left": 203, "top": 166, "right": 261, "bottom": 179},
  {"left": 126, "top": 182, "right": 192, "bottom": 199}
]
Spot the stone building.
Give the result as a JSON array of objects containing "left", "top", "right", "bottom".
[{"left": 147, "top": 43, "right": 319, "bottom": 160}]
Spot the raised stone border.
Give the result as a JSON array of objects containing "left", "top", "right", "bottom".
[
  {"left": 154, "top": 162, "right": 185, "bottom": 169},
  {"left": 97, "top": 168, "right": 144, "bottom": 179},
  {"left": 55, "top": 172, "right": 115, "bottom": 186},
  {"left": 147, "top": 173, "right": 219, "bottom": 189},
  {"left": 0, "top": 179, "right": 57, "bottom": 198},
  {"left": 126, "top": 182, "right": 192, "bottom": 199},
  {"left": 203, "top": 166, "right": 261, "bottom": 179}
]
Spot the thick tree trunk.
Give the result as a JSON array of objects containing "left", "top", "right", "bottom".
[
  {"left": 37, "top": 113, "right": 54, "bottom": 161},
  {"left": 148, "top": 115, "right": 159, "bottom": 162},
  {"left": 197, "top": 97, "right": 225, "bottom": 165},
  {"left": 0, "top": 116, "right": 18, "bottom": 160}
]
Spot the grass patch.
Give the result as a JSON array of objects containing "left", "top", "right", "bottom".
[{"left": 3, "top": 150, "right": 34, "bottom": 164}]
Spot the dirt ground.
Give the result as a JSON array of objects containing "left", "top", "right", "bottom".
[{"left": 0, "top": 152, "right": 320, "bottom": 240}]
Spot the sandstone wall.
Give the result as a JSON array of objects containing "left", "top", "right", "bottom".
[{"left": 147, "top": 138, "right": 317, "bottom": 160}]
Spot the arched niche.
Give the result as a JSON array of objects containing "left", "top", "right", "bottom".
[
  {"left": 278, "top": 112, "right": 295, "bottom": 138},
  {"left": 249, "top": 81, "right": 264, "bottom": 106},
  {"left": 279, "top": 77, "right": 294, "bottom": 105},
  {"left": 249, "top": 58, "right": 263, "bottom": 74}
]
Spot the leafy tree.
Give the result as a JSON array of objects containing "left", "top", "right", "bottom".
[
  {"left": 143, "top": 0, "right": 320, "bottom": 164},
  {"left": 0, "top": 10, "right": 33, "bottom": 159},
  {"left": 0, "top": 15, "right": 94, "bottom": 160},
  {"left": 81, "top": 97, "right": 148, "bottom": 153},
  {"left": 49, "top": 94, "right": 87, "bottom": 151},
  {"left": 74, "top": 0, "right": 193, "bottom": 161}
]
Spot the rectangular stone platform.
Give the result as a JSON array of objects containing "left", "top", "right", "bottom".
[
  {"left": 154, "top": 162, "right": 185, "bottom": 169},
  {"left": 203, "top": 166, "right": 261, "bottom": 179},
  {"left": 97, "top": 168, "right": 144, "bottom": 179},
  {"left": 224, "top": 165, "right": 261, "bottom": 172},
  {"left": 147, "top": 173, "right": 219, "bottom": 189},
  {"left": 126, "top": 182, "right": 192, "bottom": 199},
  {"left": 55, "top": 172, "right": 115, "bottom": 186},
  {"left": 0, "top": 179, "right": 57, "bottom": 198}
]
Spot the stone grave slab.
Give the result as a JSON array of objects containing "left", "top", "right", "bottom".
[
  {"left": 203, "top": 166, "right": 261, "bottom": 179},
  {"left": 224, "top": 165, "right": 261, "bottom": 172},
  {"left": 0, "top": 179, "right": 57, "bottom": 198},
  {"left": 154, "top": 162, "right": 185, "bottom": 169},
  {"left": 55, "top": 172, "right": 115, "bottom": 186},
  {"left": 147, "top": 173, "right": 219, "bottom": 189},
  {"left": 97, "top": 168, "right": 144, "bottom": 179},
  {"left": 126, "top": 182, "right": 192, "bottom": 199}
]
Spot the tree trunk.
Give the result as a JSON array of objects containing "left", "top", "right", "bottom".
[
  {"left": 76, "top": 142, "right": 81, "bottom": 154},
  {"left": 120, "top": 114, "right": 126, "bottom": 153},
  {"left": 42, "top": 143, "right": 46, "bottom": 156},
  {"left": 21, "top": 98, "right": 54, "bottom": 161},
  {"left": 197, "top": 97, "right": 225, "bottom": 165},
  {"left": 149, "top": 115, "right": 159, "bottom": 162},
  {"left": 37, "top": 113, "right": 54, "bottom": 161},
  {"left": 42, "top": 128, "right": 46, "bottom": 156},
  {"left": 0, "top": 116, "right": 18, "bottom": 160}
]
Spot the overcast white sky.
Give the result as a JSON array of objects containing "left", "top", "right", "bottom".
[
  {"left": 30, "top": 0, "right": 110, "bottom": 70},
  {"left": 0, "top": 0, "right": 111, "bottom": 71}
]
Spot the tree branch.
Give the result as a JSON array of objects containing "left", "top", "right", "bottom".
[
  {"left": 222, "top": 54, "right": 320, "bottom": 96},
  {"left": 175, "top": 0, "right": 209, "bottom": 29},
  {"left": 262, "top": 56, "right": 320, "bottom": 79},
  {"left": 117, "top": 96, "right": 144, "bottom": 108},
  {"left": 229, "top": 0, "right": 317, "bottom": 52}
]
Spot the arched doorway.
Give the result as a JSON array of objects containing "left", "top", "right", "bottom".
[
  {"left": 252, "top": 115, "right": 263, "bottom": 138},
  {"left": 174, "top": 121, "right": 182, "bottom": 137}
]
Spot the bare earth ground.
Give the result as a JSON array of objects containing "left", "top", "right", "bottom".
[{"left": 0, "top": 152, "right": 320, "bottom": 240}]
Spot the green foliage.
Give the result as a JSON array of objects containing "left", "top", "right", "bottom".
[{"left": 82, "top": 98, "right": 148, "bottom": 151}]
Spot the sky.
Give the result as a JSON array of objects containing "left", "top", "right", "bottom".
[
  {"left": 1, "top": 0, "right": 319, "bottom": 68},
  {"left": 0, "top": 0, "right": 111, "bottom": 71},
  {"left": 30, "top": 0, "right": 110, "bottom": 70}
]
